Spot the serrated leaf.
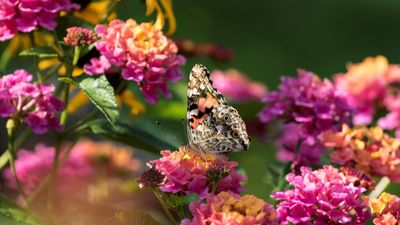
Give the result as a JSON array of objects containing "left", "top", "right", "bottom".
[
  {"left": 19, "top": 46, "right": 58, "bottom": 59},
  {"left": 83, "top": 119, "right": 183, "bottom": 154},
  {"left": 0, "top": 195, "right": 40, "bottom": 225},
  {"left": 103, "top": 211, "right": 161, "bottom": 225},
  {"left": 60, "top": 75, "right": 119, "bottom": 125}
]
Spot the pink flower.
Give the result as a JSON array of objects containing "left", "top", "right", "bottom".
[
  {"left": 0, "top": 69, "right": 64, "bottom": 134},
  {"left": 86, "top": 19, "right": 186, "bottom": 104},
  {"left": 0, "top": 0, "right": 80, "bottom": 41},
  {"left": 3, "top": 144, "right": 94, "bottom": 195},
  {"left": 182, "top": 191, "right": 278, "bottom": 225},
  {"left": 140, "top": 147, "right": 245, "bottom": 198},
  {"left": 272, "top": 166, "right": 371, "bottom": 225},
  {"left": 259, "top": 69, "right": 351, "bottom": 168},
  {"left": 64, "top": 26, "right": 98, "bottom": 47},
  {"left": 333, "top": 56, "right": 400, "bottom": 126},
  {"left": 83, "top": 55, "right": 111, "bottom": 75},
  {"left": 322, "top": 125, "right": 400, "bottom": 183},
  {"left": 2, "top": 139, "right": 141, "bottom": 196},
  {"left": 210, "top": 69, "right": 268, "bottom": 102},
  {"left": 276, "top": 123, "right": 326, "bottom": 170}
]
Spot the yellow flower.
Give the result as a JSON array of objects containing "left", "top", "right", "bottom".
[{"left": 146, "top": 0, "right": 177, "bottom": 35}]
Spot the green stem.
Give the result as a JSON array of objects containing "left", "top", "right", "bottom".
[
  {"left": 0, "top": 125, "right": 31, "bottom": 173},
  {"left": 60, "top": 84, "right": 70, "bottom": 125},
  {"left": 6, "top": 119, "right": 28, "bottom": 204},
  {"left": 369, "top": 176, "right": 391, "bottom": 199},
  {"left": 0, "top": 151, "right": 9, "bottom": 171},
  {"left": 72, "top": 46, "right": 80, "bottom": 67},
  {"left": 153, "top": 189, "right": 179, "bottom": 225}
]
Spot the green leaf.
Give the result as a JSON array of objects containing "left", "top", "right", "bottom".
[
  {"left": 182, "top": 194, "right": 200, "bottom": 204},
  {"left": 103, "top": 211, "right": 161, "bottom": 225},
  {"left": 82, "top": 119, "right": 183, "bottom": 154},
  {"left": 60, "top": 75, "right": 119, "bottom": 125},
  {"left": 19, "top": 46, "right": 58, "bottom": 59},
  {"left": 0, "top": 195, "right": 40, "bottom": 225}
]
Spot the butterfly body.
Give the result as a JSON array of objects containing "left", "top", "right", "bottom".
[{"left": 187, "top": 64, "right": 250, "bottom": 154}]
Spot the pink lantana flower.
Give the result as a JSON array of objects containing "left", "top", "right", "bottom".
[
  {"left": 210, "top": 69, "right": 268, "bottom": 102},
  {"left": 182, "top": 191, "right": 278, "bottom": 225},
  {"left": 84, "top": 19, "right": 186, "bottom": 104},
  {"left": 369, "top": 192, "right": 400, "bottom": 225},
  {"left": 272, "top": 166, "right": 371, "bottom": 225},
  {"left": 139, "top": 147, "right": 245, "bottom": 198},
  {"left": 0, "top": 0, "right": 80, "bottom": 41},
  {"left": 0, "top": 69, "right": 64, "bottom": 134},
  {"left": 334, "top": 56, "right": 400, "bottom": 125},
  {"left": 258, "top": 69, "right": 351, "bottom": 168}
]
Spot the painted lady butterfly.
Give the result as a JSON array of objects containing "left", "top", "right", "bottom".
[{"left": 186, "top": 64, "right": 250, "bottom": 154}]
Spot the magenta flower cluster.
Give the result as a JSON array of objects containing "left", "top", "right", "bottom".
[
  {"left": 258, "top": 69, "right": 351, "bottom": 167},
  {"left": 84, "top": 19, "right": 186, "bottom": 104},
  {"left": 143, "top": 148, "right": 245, "bottom": 198},
  {"left": 272, "top": 166, "right": 371, "bottom": 225},
  {"left": 0, "top": 70, "right": 64, "bottom": 134},
  {"left": 0, "top": 0, "right": 80, "bottom": 41}
]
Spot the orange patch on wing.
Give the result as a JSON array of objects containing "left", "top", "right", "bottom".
[
  {"left": 198, "top": 94, "right": 218, "bottom": 112},
  {"left": 190, "top": 94, "right": 218, "bottom": 130}
]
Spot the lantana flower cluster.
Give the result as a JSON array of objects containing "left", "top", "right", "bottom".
[
  {"left": 0, "top": 69, "right": 64, "bottom": 134},
  {"left": 182, "top": 191, "right": 278, "bottom": 225},
  {"left": 334, "top": 56, "right": 400, "bottom": 136},
  {"left": 322, "top": 124, "right": 400, "bottom": 182},
  {"left": 139, "top": 147, "right": 245, "bottom": 198},
  {"left": 210, "top": 69, "right": 268, "bottom": 102},
  {"left": 272, "top": 165, "right": 371, "bottom": 225},
  {"left": 0, "top": 0, "right": 80, "bottom": 41},
  {"left": 369, "top": 192, "right": 400, "bottom": 225},
  {"left": 258, "top": 69, "right": 351, "bottom": 167},
  {"left": 84, "top": 19, "right": 186, "bottom": 104}
]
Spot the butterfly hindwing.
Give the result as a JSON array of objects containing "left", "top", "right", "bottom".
[{"left": 187, "top": 64, "right": 250, "bottom": 153}]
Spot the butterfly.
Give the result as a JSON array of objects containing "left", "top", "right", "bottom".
[{"left": 186, "top": 64, "right": 250, "bottom": 154}]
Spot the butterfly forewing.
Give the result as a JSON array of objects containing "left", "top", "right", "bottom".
[{"left": 186, "top": 64, "right": 250, "bottom": 153}]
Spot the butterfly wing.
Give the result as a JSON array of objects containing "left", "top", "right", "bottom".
[{"left": 187, "top": 64, "right": 250, "bottom": 153}]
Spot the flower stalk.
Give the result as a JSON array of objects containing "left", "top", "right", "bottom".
[
  {"left": 6, "top": 118, "right": 27, "bottom": 202},
  {"left": 153, "top": 189, "right": 179, "bottom": 225}
]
